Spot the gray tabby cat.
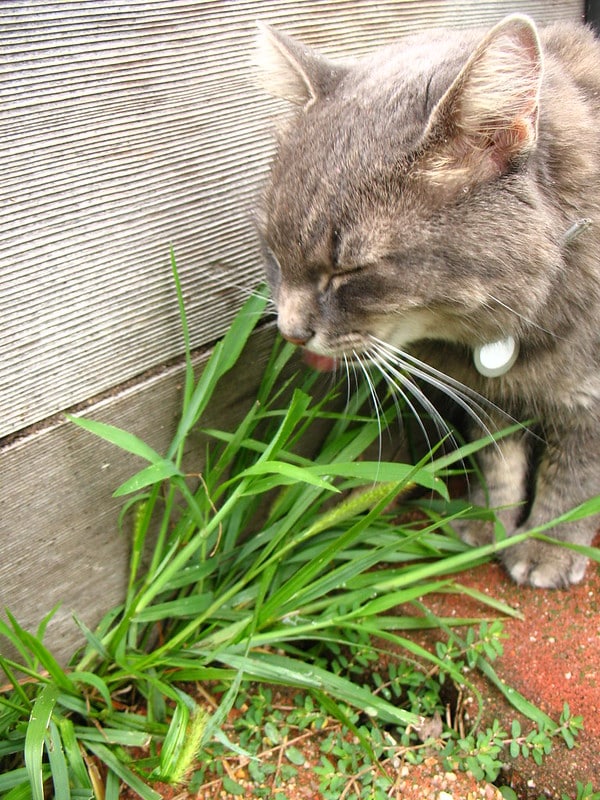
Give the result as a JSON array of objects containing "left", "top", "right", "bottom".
[{"left": 254, "top": 15, "right": 600, "bottom": 588}]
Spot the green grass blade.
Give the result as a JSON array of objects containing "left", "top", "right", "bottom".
[
  {"left": 309, "top": 460, "right": 446, "bottom": 495},
  {"left": 442, "top": 583, "right": 524, "bottom": 618},
  {"left": 477, "top": 657, "right": 556, "bottom": 729},
  {"left": 0, "top": 618, "right": 36, "bottom": 669},
  {"left": 524, "top": 496, "right": 600, "bottom": 534},
  {"left": 154, "top": 693, "right": 208, "bottom": 783},
  {"left": 0, "top": 769, "right": 29, "bottom": 792},
  {"left": 352, "top": 621, "right": 472, "bottom": 690},
  {"left": 4, "top": 777, "right": 52, "bottom": 800},
  {"left": 343, "top": 580, "right": 453, "bottom": 619},
  {"left": 313, "top": 687, "right": 380, "bottom": 763},
  {"left": 112, "top": 459, "right": 182, "bottom": 496},
  {"left": 258, "top": 484, "right": 402, "bottom": 623},
  {"left": 533, "top": 536, "right": 600, "bottom": 562},
  {"left": 70, "top": 671, "right": 112, "bottom": 708},
  {"left": 74, "top": 727, "right": 152, "bottom": 747},
  {"left": 133, "top": 593, "right": 213, "bottom": 622},
  {"left": 3, "top": 611, "right": 75, "bottom": 694},
  {"left": 104, "top": 768, "right": 121, "bottom": 800},
  {"left": 237, "top": 460, "right": 340, "bottom": 493},
  {"left": 85, "top": 741, "right": 162, "bottom": 800},
  {"left": 66, "top": 416, "right": 164, "bottom": 463},
  {"left": 168, "top": 289, "right": 268, "bottom": 457},
  {"left": 34, "top": 604, "right": 61, "bottom": 644},
  {"left": 268, "top": 542, "right": 403, "bottom": 622},
  {"left": 46, "top": 720, "right": 71, "bottom": 800},
  {"left": 0, "top": 655, "right": 33, "bottom": 709},
  {"left": 24, "top": 683, "right": 59, "bottom": 800},
  {"left": 254, "top": 336, "right": 297, "bottom": 404},
  {"left": 71, "top": 614, "right": 111, "bottom": 662},
  {"left": 260, "top": 388, "right": 312, "bottom": 461},
  {"left": 65, "top": 419, "right": 182, "bottom": 497},
  {"left": 426, "top": 422, "right": 526, "bottom": 473},
  {"left": 57, "top": 717, "right": 93, "bottom": 791},
  {"left": 155, "top": 698, "right": 189, "bottom": 780},
  {"left": 212, "top": 650, "right": 418, "bottom": 727}
]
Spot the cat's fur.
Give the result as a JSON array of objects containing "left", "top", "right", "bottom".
[{"left": 254, "top": 15, "right": 600, "bottom": 588}]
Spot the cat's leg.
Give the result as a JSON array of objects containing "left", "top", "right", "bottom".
[
  {"left": 454, "top": 434, "right": 529, "bottom": 545},
  {"left": 500, "top": 426, "right": 600, "bottom": 588}
]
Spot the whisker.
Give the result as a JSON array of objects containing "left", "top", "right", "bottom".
[
  {"left": 347, "top": 353, "right": 362, "bottom": 402},
  {"left": 380, "top": 338, "right": 541, "bottom": 442},
  {"left": 487, "top": 294, "right": 562, "bottom": 340},
  {"left": 365, "top": 351, "right": 406, "bottom": 431},
  {"left": 214, "top": 278, "right": 281, "bottom": 321},
  {"left": 365, "top": 349, "right": 435, "bottom": 458},
  {"left": 362, "top": 345, "right": 477, "bottom": 498},
  {"left": 371, "top": 336, "right": 511, "bottom": 436},
  {"left": 353, "top": 350, "right": 385, "bottom": 464},
  {"left": 365, "top": 345, "right": 456, "bottom": 455},
  {"left": 342, "top": 353, "right": 354, "bottom": 409},
  {"left": 365, "top": 340, "right": 487, "bottom": 491},
  {"left": 342, "top": 353, "right": 350, "bottom": 407}
]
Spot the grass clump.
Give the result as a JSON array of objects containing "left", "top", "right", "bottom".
[{"left": 0, "top": 253, "right": 598, "bottom": 799}]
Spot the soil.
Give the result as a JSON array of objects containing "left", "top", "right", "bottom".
[
  {"left": 419, "top": 557, "right": 600, "bottom": 799},
  {"left": 119, "top": 744, "right": 505, "bottom": 800},
  {"left": 118, "top": 546, "right": 600, "bottom": 800}
]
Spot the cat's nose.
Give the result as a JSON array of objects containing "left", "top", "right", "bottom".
[{"left": 280, "top": 329, "right": 313, "bottom": 347}]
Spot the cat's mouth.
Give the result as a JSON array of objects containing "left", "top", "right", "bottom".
[{"left": 302, "top": 349, "right": 339, "bottom": 372}]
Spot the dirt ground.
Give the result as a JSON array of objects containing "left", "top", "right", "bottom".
[{"left": 118, "top": 551, "right": 600, "bottom": 800}]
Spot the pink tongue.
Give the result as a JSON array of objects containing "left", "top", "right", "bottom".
[{"left": 302, "top": 350, "right": 339, "bottom": 372}]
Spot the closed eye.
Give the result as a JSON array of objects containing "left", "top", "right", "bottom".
[
  {"left": 330, "top": 265, "right": 365, "bottom": 287},
  {"left": 318, "top": 265, "right": 365, "bottom": 299},
  {"left": 334, "top": 264, "right": 365, "bottom": 277}
]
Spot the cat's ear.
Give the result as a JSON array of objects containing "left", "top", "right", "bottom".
[
  {"left": 420, "top": 15, "right": 542, "bottom": 188},
  {"left": 254, "top": 22, "right": 346, "bottom": 108}
]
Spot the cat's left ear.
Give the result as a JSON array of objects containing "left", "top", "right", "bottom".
[
  {"left": 420, "top": 15, "right": 542, "bottom": 188},
  {"left": 254, "top": 22, "right": 347, "bottom": 109}
]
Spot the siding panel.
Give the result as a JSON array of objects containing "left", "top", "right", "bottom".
[{"left": 0, "top": 0, "right": 582, "bottom": 438}]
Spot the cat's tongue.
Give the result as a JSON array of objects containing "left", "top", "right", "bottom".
[{"left": 302, "top": 349, "right": 339, "bottom": 372}]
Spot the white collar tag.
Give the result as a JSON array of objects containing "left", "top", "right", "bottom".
[{"left": 473, "top": 336, "right": 519, "bottom": 378}]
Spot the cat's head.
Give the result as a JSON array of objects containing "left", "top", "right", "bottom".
[{"left": 255, "top": 16, "right": 558, "bottom": 367}]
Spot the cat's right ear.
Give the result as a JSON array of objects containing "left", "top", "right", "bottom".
[
  {"left": 254, "top": 22, "right": 346, "bottom": 108},
  {"left": 419, "top": 15, "right": 543, "bottom": 192}
]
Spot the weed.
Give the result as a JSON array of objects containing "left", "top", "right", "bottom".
[
  {"left": 1, "top": 253, "right": 599, "bottom": 799},
  {"left": 565, "top": 783, "right": 600, "bottom": 800}
]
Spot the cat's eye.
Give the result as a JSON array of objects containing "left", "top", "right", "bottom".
[
  {"left": 331, "top": 265, "right": 364, "bottom": 285},
  {"left": 319, "top": 266, "right": 363, "bottom": 296}
]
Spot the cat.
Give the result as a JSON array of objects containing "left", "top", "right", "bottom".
[{"left": 253, "top": 14, "right": 600, "bottom": 588}]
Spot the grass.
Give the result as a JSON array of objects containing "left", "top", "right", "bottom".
[{"left": 1, "top": 252, "right": 600, "bottom": 799}]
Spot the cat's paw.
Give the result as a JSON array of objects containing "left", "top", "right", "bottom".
[
  {"left": 453, "top": 518, "right": 495, "bottom": 547},
  {"left": 500, "top": 539, "right": 588, "bottom": 588},
  {"left": 453, "top": 504, "right": 523, "bottom": 548}
]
